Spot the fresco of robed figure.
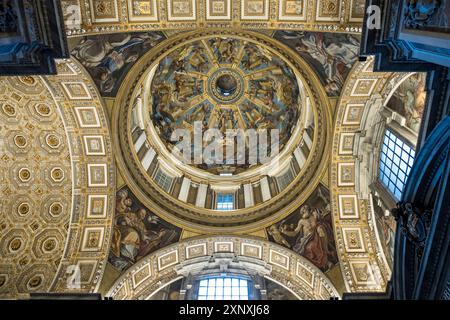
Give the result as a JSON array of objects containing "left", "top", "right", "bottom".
[
  {"left": 109, "top": 187, "right": 181, "bottom": 272},
  {"left": 267, "top": 184, "right": 338, "bottom": 272},
  {"left": 386, "top": 72, "right": 427, "bottom": 134}
]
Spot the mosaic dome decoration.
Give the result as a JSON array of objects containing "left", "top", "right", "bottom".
[{"left": 150, "top": 37, "right": 301, "bottom": 174}]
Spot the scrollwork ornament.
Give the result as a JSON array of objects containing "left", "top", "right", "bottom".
[{"left": 404, "top": 0, "right": 442, "bottom": 29}]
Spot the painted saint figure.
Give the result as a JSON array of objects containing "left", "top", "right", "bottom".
[
  {"left": 109, "top": 188, "right": 181, "bottom": 272},
  {"left": 268, "top": 185, "right": 338, "bottom": 273},
  {"left": 279, "top": 205, "right": 335, "bottom": 270}
]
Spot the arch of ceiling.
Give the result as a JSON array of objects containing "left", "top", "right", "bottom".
[
  {"left": 42, "top": 59, "right": 116, "bottom": 294},
  {"left": 0, "top": 59, "right": 116, "bottom": 298},
  {"left": 330, "top": 57, "right": 414, "bottom": 293},
  {"left": 351, "top": 71, "right": 425, "bottom": 270},
  {"left": 106, "top": 235, "right": 339, "bottom": 300},
  {"left": 352, "top": 71, "right": 419, "bottom": 199},
  {"left": 61, "top": 0, "right": 364, "bottom": 37}
]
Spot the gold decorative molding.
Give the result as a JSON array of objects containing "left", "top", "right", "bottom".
[
  {"left": 0, "top": 60, "right": 116, "bottom": 297},
  {"left": 42, "top": 59, "right": 116, "bottom": 294},
  {"left": 61, "top": 0, "right": 364, "bottom": 37},
  {"left": 106, "top": 235, "right": 339, "bottom": 299},
  {"left": 0, "top": 76, "right": 73, "bottom": 298},
  {"left": 330, "top": 57, "right": 406, "bottom": 292}
]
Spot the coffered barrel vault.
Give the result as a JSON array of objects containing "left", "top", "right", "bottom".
[
  {"left": 0, "top": 76, "right": 73, "bottom": 297},
  {"left": 2, "top": 0, "right": 448, "bottom": 302}
]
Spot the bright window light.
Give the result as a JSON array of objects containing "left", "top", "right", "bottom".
[
  {"left": 379, "top": 129, "right": 415, "bottom": 200},
  {"left": 216, "top": 193, "right": 234, "bottom": 211}
]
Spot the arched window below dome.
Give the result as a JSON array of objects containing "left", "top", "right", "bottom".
[{"left": 196, "top": 276, "right": 250, "bottom": 300}]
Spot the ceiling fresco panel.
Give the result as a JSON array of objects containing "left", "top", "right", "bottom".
[
  {"left": 70, "top": 32, "right": 166, "bottom": 96},
  {"left": 109, "top": 186, "right": 182, "bottom": 273},
  {"left": 267, "top": 184, "right": 338, "bottom": 273},
  {"left": 274, "top": 30, "right": 361, "bottom": 96}
]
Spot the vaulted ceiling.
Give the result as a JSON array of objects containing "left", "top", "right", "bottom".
[{"left": 0, "top": 0, "right": 417, "bottom": 300}]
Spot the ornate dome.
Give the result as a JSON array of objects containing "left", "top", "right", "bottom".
[{"left": 149, "top": 37, "right": 301, "bottom": 175}]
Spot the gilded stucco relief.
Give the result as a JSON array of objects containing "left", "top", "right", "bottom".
[
  {"left": 329, "top": 58, "right": 412, "bottom": 292},
  {"left": 106, "top": 235, "right": 339, "bottom": 300},
  {"left": 61, "top": 0, "right": 365, "bottom": 36}
]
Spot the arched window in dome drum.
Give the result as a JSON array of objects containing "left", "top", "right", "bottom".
[
  {"left": 216, "top": 193, "right": 234, "bottom": 211},
  {"left": 277, "top": 167, "right": 295, "bottom": 191}
]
